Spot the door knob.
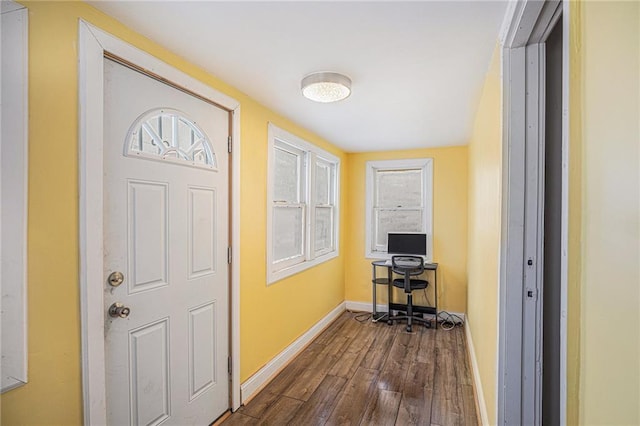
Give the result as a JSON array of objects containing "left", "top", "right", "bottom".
[{"left": 108, "top": 302, "right": 131, "bottom": 318}]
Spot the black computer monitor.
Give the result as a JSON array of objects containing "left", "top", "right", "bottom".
[{"left": 387, "top": 232, "right": 427, "bottom": 256}]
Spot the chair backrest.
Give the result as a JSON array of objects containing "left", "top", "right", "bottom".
[{"left": 391, "top": 255, "right": 425, "bottom": 276}]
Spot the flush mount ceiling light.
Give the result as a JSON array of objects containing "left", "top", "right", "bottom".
[{"left": 301, "top": 72, "right": 352, "bottom": 103}]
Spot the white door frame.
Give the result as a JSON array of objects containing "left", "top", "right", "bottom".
[
  {"left": 498, "top": 0, "right": 568, "bottom": 424},
  {"left": 1, "top": 0, "right": 29, "bottom": 394},
  {"left": 78, "top": 21, "right": 242, "bottom": 425}
]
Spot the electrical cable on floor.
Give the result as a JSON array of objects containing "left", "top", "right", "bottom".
[
  {"left": 354, "top": 312, "right": 372, "bottom": 323},
  {"left": 347, "top": 309, "right": 372, "bottom": 323},
  {"left": 347, "top": 309, "right": 463, "bottom": 330},
  {"left": 370, "top": 312, "right": 388, "bottom": 323},
  {"left": 437, "top": 311, "right": 464, "bottom": 331}
]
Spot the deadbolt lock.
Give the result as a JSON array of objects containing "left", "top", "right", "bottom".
[
  {"left": 108, "top": 271, "right": 124, "bottom": 287},
  {"left": 109, "top": 302, "right": 131, "bottom": 318}
]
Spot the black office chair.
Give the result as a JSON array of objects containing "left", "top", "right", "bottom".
[{"left": 387, "top": 255, "right": 430, "bottom": 332}]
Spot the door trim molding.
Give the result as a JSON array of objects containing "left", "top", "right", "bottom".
[
  {"left": 1, "top": 1, "right": 29, "bottom": 394},
  {"left": 78, "top": 20, "right": 241, "bottom": 425},
  {"left": 498, "top": 0, "right": 568, "bottom": 424}
]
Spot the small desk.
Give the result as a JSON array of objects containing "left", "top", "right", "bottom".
[{"left": 371, "top": 260, "right": 438, "bottom": 328}]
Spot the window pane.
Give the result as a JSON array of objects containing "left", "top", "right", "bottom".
[
  {"left": 315, "top": 163, "right": 330, "bottom": 205},
  {"left": 376, "top": 169, "right": 422, "bottom": 208},
  {"left": 140, "top": 125, "right": 161, "bottom": 155},
  {"left": 374, "top": 209, "right": 423, "bottom": 247},
  {"left": 178, "top": 118, "right": 193, "bottom": 152},
  {"left": 315, "top": 206, "right": 333, "bottom": 252},
  {"left": 160, "top": 115, "right": 172, "bottom": 146},
  {"left": 273, "top": 206, "right": 304, "bottom": 262},
  {"left": 274, "top": 147, "right": 300, "bottom": 202}
]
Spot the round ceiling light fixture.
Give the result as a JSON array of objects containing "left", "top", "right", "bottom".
[{"left": 301, "top": 72, "right": 352, "bottom": 103}]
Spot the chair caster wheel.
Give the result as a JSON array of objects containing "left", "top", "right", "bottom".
[
  {"left": 406, "top": 326, "right": 412, "bottom": 332},
  {"left": 387, "top": 320, "right": 393, "bottom": 325}
]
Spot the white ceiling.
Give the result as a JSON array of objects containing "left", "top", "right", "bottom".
[{"left": 90, "top": 1, "right": 508, "bottom": 152}]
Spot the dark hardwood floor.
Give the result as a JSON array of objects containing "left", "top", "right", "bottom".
[{"left": 223, "top": 311, "right": 478, "bottom": 426}]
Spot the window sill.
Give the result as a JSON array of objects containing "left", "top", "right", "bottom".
[
  {"left": 365, "top": 250, "right": 391, "bottom": 260},
  {"left": 268, "top": 250, "right": 339, "bottom": 285}
]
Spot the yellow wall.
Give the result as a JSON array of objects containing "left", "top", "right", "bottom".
[
  {"left": 466, "top": 44, "right": 501, "bottom": 425},
  {"left": 577, "top": 1, "right": 640, "bottom": 423},
  {"left": 567, "top": 1, "right": 583, "bottom": 423},
  {"left": 344, "top": 146, "right": 468, "bottom": 313},
  {"left": 1, "top": 2, "right": 346, "bottom": 424}
]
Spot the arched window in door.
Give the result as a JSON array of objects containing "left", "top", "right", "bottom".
[{"left": 126, "top": 108, "right": 217, "bottom": 170}]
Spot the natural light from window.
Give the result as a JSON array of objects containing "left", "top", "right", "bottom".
[
  {"left": 267, "top": 123, "right": 340, "bottom": 284},
  {"left": 365, "top": 158, "right": 433, "bottom": 260}
]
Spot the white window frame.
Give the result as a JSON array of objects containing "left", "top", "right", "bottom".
[
  {"left": 1, "top": 0, "right": 29, "bottom": 393},
  {"left": 267, "top": 123, "right": 340, "bottom": 284},
  {"left": 365, "top": 158, "right": 433, "bottom": 260},
  {"left": 312, "top": 157, "right": 337, "bottom": 257}
]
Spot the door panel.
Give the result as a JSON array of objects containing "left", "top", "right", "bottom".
[
  {"left": 104, "top": 59, "right": 229, "bottom": 425},
  {"left": 128, "top": 180, "right": 169, "bottom": 292},
  {"left": 188, "top": 187, "right": 217, "bottom": 278},
  {"left": 129, "top": 318, "right": 171, "bottom": 426},
  {"left": 188, "top": 301, "right": 216, "bottom": 400}
]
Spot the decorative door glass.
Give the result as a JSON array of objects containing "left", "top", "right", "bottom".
[{"left": 126, "top": 108, "right": 217, "bottom": 170}]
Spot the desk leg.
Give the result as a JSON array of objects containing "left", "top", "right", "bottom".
[
  {"left": 372, "top": 265, "right": 388, "bottom": 322},
  {"left": 387, "top": 266, "right": 393, "bottom": 325},
  {"left": 434, "top": 269, "right": 438, "bottom": 329},
  {"left": 372, "top": 264, "right": 377, "bottom": 320}
]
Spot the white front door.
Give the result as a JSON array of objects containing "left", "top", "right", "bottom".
[{"left": 103, "top": 59, "right": 230, "bottom": 425}]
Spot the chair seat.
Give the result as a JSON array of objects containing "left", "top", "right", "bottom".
[{"left": 392, "top": 278, "right": 428, "bottom": 291}]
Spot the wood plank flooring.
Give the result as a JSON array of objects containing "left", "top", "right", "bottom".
[{"left": 223, "top": 311, "right": 477, "bottom": 426}]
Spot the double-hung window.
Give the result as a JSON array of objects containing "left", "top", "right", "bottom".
[
  {"left": 272, "top": 141, "right": 307, "bottom": 270},
  {"left": 365, "top": 158, "right": 433, "bottom": 259},
  {"left": 267, "top": 124, "right": 339, "bottom": 283}
]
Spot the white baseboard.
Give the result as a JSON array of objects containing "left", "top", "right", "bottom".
[
  {"left": 465, "top": 318, "right": 489, "bottom": 426},
  {"left": 345, "top": 300, "right": 387, "bottom": 313},
  {"left": 240, "top": 302, "right": 346, "bottom": 404}
]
